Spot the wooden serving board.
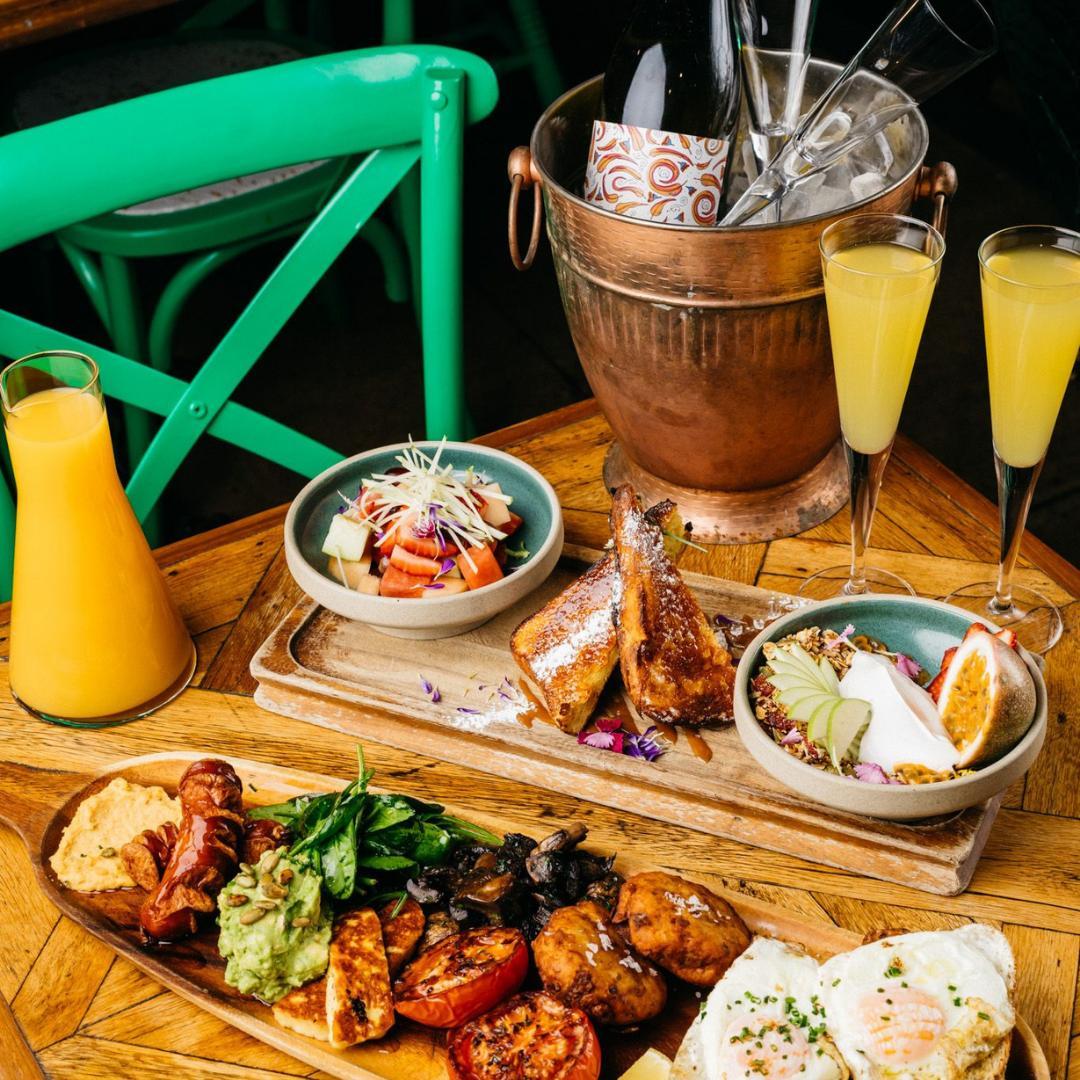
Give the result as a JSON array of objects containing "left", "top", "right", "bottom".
[
  {"left": 251, "top": 548, "right": 1003, "bottom": 897},
  {"left": 0, "top": 752, "right": 1048, "bottom": 1080}
]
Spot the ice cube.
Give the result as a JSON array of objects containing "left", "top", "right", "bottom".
[{"left": 849, "top": 171, "right": 887, "bottom": 201}]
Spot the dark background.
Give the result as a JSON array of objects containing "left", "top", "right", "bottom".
[{"left": 2, "top": 1, "right": 1077, "bottom": 562}]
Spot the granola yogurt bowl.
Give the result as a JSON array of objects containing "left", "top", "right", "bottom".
[{"left": 733, "top": 594, "right": 1047, "bottom": 821}]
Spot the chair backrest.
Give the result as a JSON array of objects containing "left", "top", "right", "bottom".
[{"left": 0, "top": 46, "right": 498, "bottom": 599}]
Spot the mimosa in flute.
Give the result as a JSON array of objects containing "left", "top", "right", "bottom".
[
  {"left": 946, "top": 226, "right": 1080, "bottom": 653},
  {"left": 800, "top": 214, "right": 944, "bottom": 599},
  {"left": 1, "top": 352, "right": 195, "bottom": 726}
]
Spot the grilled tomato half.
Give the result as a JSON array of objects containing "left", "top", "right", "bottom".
[
  {"left": 394, "top": 926, "right": 528, "bottom": 1028},
  {"left": 447, "top": 991, "right": 601, "bottom": 1080}
]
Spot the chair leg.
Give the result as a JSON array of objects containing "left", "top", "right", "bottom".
[
  {"left": 100, "top": 252, "right": 160, "bottom": 545},
  {"left": 101, "top": 254, "right": 150, "bottom": 467},
  {"left": 420, "top": 68, "right": 468, "bottom": 441},
  {"left": 0, "top": 470, "right": 14, "bottom": 603},
  {"left": 508, "top": 0, "right": 563, "bottom": 104},
  {"left": 362, "top": 217, "right": 410, "bottom": 304},
  {"left": 394, "top": 163, "right": 423, "bottom": 317}
]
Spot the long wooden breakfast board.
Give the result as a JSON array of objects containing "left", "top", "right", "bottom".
[
  {"left": 0, "top": 751, "right": 1048, "bottom": 1080},
  {"left": 250, "top": 546, "right": 1004, "bottom": 897}
]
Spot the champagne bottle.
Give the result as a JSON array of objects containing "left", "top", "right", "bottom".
[{"left": 584, "top": 0, "right": 741, "bottom": 226}]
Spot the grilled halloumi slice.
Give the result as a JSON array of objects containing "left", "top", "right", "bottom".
[
  {"left": 378, "top": 897, "right": 425, "bottom": 978},
  {"left": 271, "top": 975, "right": 329, "bottom": 1041},
  {"left": 326, "top": 907, "right": 394, "bottom": 1049}
]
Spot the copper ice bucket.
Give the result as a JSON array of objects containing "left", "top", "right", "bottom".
[{"left": 507, "top": 60, "right": 956, "bottom": 543}]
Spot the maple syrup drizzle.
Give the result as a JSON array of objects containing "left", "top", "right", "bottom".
[
  {"left": 684, "top": 729, "right": 713, "bottom": 763},
  {"left": 652, "top": 720, "right": 678, "bottom": 745},
  {"left": 516, "top": 679, "right": 555, "bottom": 726}
]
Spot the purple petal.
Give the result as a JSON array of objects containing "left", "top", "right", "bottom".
[
  {"left": 424, "top": 582, "right": 445, "bottom": 590},
  {"left": 578, "top": 730, "right": 618, "bottom": 750},
  {"left": 853, "top": 762, "right": 900, "bottom": 784},
  {"left": 418, "top": 676, "right": 433, "bottom": 695},
  {"left": 713, "top": 612, "right": 736, "bottom": 626},
  {"left": 456, "top": 707, "right": 481, "bottom": 715},
  {"left": 624, "top": 728, "right": 665, "bottom": 761},
  {"left": 780, "top": 728, "right": 803, "bottom": 746},
  {"left": 894, "top": 653, "right": 921, "bottom": 679},
  {"left": 430, "top": 688, "right": 441, "bottom": 703},
  {"left": 440, "top": 557, "right": 456, "bottom": 574},
  {"left": 826, "top": 623, "right": 857, "bottom": 650}
]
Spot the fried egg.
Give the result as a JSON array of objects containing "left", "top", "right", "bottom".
[
  {"left": 672, "top": 937, "right": 846, "bottom": 1080},
  {"left": 818, "top": 925, "right": 1015, "bottom": 1080}
]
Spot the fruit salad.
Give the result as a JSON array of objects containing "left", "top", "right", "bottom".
[
  {"left": 750, "top": 622, "right": 1037, "bottom": 785},
  {"left": 321, "top": 442, "right": 528, "bottom": 599}
]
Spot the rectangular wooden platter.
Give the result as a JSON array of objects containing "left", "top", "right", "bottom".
[
  {"left": 17, "top": 752, "right": 1048, "bottom": 1080},
  {"left": 250, "top": 548, "right": 1002, "bottom": 897}
]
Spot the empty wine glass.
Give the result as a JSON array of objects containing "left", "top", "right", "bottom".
[
  {"left": 945, "top": 225, "right": 1080, "bottom": 654},
  {"left": 734, "top": 0, "right": 819, "bottom": 177},
  {"left": 722, "top": 0, "right": 996, "bottom": 226}
]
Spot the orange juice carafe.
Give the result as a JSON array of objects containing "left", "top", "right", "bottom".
[{"left": 2, "top": 351, "right": 194, "bottom": 726}]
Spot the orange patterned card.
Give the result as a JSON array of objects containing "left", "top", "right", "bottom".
[{"left": 584, "top": 120, "right": 730, "bottom": 225}]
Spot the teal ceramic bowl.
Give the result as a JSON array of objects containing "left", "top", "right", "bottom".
[
  {"left": 284, "top": 441, "right": 563, "bottom": 639},
  {"left": 733, "top": 594, "right": 1047, "bottom": 820}
]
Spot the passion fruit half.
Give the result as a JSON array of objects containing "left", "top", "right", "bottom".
[{"left": 937, "top": 631, "right": 1036, "bottom": 768}]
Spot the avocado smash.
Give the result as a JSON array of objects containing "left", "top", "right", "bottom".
[{"left": 218, "top": 848, "right": 330, "bottom": 1003}]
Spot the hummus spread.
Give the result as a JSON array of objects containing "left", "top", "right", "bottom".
[{"left": 50, "top": 777, "right": 182, "bottom": 891}]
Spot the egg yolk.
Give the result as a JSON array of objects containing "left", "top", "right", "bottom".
[
  {"left": 856, "top": 986, "right": 946, "bottom": 1064},
  {"left": 721, "top": 1013, "right": 812, "bottom": 1078}
]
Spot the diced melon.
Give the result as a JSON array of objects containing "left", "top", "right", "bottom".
[
  {"left": 322, "top": 514, "right": 371, "bottom": 561},
  {"left": 417, "top": 578, "right": 469, "bottom": 598},
  {"left": 474, "top": 483, "right": 512, "bottom": 528},
  {"left": 327, "top": 555, "right": 374, "bottom": 591}
]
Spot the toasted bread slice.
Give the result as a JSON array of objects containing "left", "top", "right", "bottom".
[
  {"left": 611, "top": 485, "right": 735, "bottom": 727},
  {"left": 511, "top": 501, "right": 681, "bottom": 734},
  {"left": 377, "top": 897, "right": 425, "bottom": 978},
  {"left": 272, "top": 976, "right": 329, "bottom": 1041},
  {"left": 325, "top": 908, "right": 394, "bottom": 1049}
]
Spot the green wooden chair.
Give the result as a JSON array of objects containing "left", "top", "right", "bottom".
[{"left": 0, "top": 45, "right": 499, "bottom": 601}]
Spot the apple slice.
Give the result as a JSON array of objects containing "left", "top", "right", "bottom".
[
  {"left": 322, "top": 514, "right": 371, "bottom": 561},
  {"left": 827, "top": 699, "right": 872, "bottom": 771},
  {"left": 787, "top": 691, "right": 840, "bottom": 723},
  {"left": 817, "top": 656, "right": 841, "bottom": 695},
  {"left": 766, "top": 672, "right": 823, "bottom": 694},
  {"left": 807, "top": 698, "right": 842, "bottom": 746}
]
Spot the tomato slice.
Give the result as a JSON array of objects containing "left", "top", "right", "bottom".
[
  {"left": 447, "top": 991, "right": 601, "bottom": 1080},
  {"left": 394, "top": 926, "right": 528, "bottom": 1028}
]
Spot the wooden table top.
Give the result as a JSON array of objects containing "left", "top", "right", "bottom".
[
  {"left": 0, "top": 0, "right": 181, "bottom": 49},
  {"left": 1, "top": 400, "right": 1077, "bottom": 1080}
]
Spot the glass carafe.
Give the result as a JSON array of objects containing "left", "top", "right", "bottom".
[{"left": 2, "top": 351, "right": 195, "bottom": 727}]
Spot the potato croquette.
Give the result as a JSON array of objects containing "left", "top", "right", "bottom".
[
  {"left": 532, "top": 900, "right": 667, "bottom": 1026},
  {"left": 613, "top": 871, "right": 750, "bottom": 987}
]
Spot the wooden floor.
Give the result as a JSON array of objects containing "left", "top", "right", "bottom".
[{"left": 0, "top": 401, "right": 1078, "bottom": 1079}]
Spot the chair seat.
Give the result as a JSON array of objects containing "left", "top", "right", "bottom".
[{"left": 12, "top": 37, "right": 326, "bottom": 216}]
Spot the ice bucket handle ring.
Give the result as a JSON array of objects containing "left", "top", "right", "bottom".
[
  {"left": 506, "top": 148, "right": 956, "bottom": 268},
  {"left": 916, "top": 161, "right": 958, "bottom": 237},
  {"left": 507, "top": 146, "right": 543, "bottom": 270}
]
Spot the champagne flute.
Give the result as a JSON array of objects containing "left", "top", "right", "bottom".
[
  {"left": 800, "top": 214, "right": 944, "bottom": 600},
  {"left": 945, "top": 226, "right": 1080, "bottom": 653},
  {"left": 722, "top": 0, "right": 995, "bottom": 226}
]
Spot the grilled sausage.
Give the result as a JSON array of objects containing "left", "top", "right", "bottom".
[
  {"left": 242, "top": 817, "right": 291, "bottom": 867},
  {"left": 139, "top": 760, "right": 244, "bottom": 941},
  {"left": 121, "top": 821, "right": 179, "bottom": 891}
]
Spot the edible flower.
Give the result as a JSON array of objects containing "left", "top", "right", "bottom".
[
  {"left": 624, "top": 727, "right": 666, "bottom": 761},
  {"left": 826, "top": 624, "right": 856, "bottom": 649},
  {"left": 417, "top": 675, "right": 441, "bottom": 703},
  {"left": 780, "top": 728, "right": 803, "bottom": 746},
  {"left": 894, "top": 653, "right": 921, "bottom": 679},
  {"left": 577, "top": 716, "right": 668, "bottom": 762},
  {"left": 577, "top": 715, "right": 624, "bottom": 753},
  {"left": 853, "top": 762, "right": 900, "bottom": 785}
]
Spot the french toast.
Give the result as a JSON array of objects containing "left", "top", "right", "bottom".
[
  {"left": 510, "top": 501, "right": 681, "bottom": 734},
  {"left": 611, "top": 485, "right": 735, "bottom": 727}
]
